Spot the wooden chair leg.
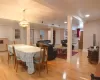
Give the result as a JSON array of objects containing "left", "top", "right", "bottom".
[
  {"left": 16, "top": 61, "right": 18, "bottom": 72},
  {"left": 46, "top": 62, "right": 48, "bottom": 74},
  {"left": 38, "top": 64, "right": 41, "bottom": 76},
  {"left": 8, "top": 56, "right": 9, "bottom": 64},
  {"left": 14, "top": 59, "right": 16, "bottom": 69},
  {"left": 8, "top": 54, "right": 10, "bottom": 64}
]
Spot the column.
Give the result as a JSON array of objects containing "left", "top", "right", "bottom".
[
  {"left": 67, "top": 16, "right": 72, "bottom": 62},
  {"left": 26, "top": 25, "right": 30, "bottom": 45}
]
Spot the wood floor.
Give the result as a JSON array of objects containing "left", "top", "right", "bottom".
[{"left": 0, "top": 51, "right": 98, "bottom": 80}]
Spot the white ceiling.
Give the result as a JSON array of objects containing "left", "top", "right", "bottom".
[
  {"left": 34, "top": 0, "right": 100, "bottom": 20},
  {"left": 0, "top": 0, "right": 100, "bottom": 29}
]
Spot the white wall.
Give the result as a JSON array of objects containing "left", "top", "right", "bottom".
[
  {"left": 60, "top": 29, "right": 64, "bottom": 40},
  {"left": 72, "top": 30, "right": 78, "bottom": 50},
  {"left": 34, "top": 29, "right": 40, "bottom": 44},
  {"left": 48, "top": 30, "right": 51, "bottom": 40},
  {"left": 0, "top": 26, "right": 9, "bottom": 38},
  {"left": 48, "top": 29, "right": 64, "bottom": 45},
  {"left": 32, "top": 29, "right": 48, "bottom": 44},
  {"left": 83, "top": 20, "right": 100, "bottom": 52},
  {"left": 30, "top": 29, "right": 34, "bottom": 44},
  {"left": 44, "top": 30, "right": 48, "bottom": 40},
  {"left": 0, "top": 24, "right": 27, "bottom": 44},
  {"left": 55, "top": 29, "right": 60, "bottom": 44}
]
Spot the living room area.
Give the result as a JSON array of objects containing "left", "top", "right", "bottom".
[
  {"left": 33, "top": 26, "right": 82, "bottom": 60},
  {"left": 0, "top": 0, "right": 100, "bottom": 80}
]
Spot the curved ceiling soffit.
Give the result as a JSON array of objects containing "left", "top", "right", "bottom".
[{"left": 73, "top": 16, "right": 83, "bottom": 29}]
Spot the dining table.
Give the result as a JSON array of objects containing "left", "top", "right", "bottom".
[{"left": 8, "top": 44, "right": 41, "bottom": 74}]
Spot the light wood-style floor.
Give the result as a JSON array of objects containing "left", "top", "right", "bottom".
[{"left": 0, "top": 51, "right": 98, "bottom": 80}]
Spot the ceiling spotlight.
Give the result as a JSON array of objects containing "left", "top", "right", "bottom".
[
  {"left": 64, "top": 22, "right": 67, "bottom": 23},
  {"left": 85, "top": 14, "right": 90, "bottom": 17}
]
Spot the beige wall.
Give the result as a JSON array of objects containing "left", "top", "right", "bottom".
[
  {"left": 33, "top": 29, "right": 49, "bottom": 44},
  {"left": 0, "top": 23, "right": 27, "bottom": 44},
  {"left": 34, "top": 29, "right": 40, "bottom": 44},
  {"left": 55, "top": 29, "right": 60, "bottom": 44},
  {"left": 0, "top": 19, "right": 65, "bottom": 45},
  {"left": 44, "top": 30, "right": 48, "bottom": 40},
  {"left": 83, "top": 20, "right": 100, "bottom": 52},
  {"left": 60, "top": 29, "right": 64, "bottom": 40},
  {"left": 48, "top": 29, "right": 64, "bottom": 45}
]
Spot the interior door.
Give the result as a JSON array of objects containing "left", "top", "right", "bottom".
[
  {"left": 53, "top": 30, "right": 56, "bottom": 45},
  {"left": 79, "top": 31, "right": 83, "bottom": 49}
]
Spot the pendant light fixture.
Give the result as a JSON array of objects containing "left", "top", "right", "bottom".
[{"left": 19, "top": 9, "right": 29, "bottom": 27}]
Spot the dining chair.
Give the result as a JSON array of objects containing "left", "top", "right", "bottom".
[
  {"left": 12, "top": 46, "right": 24, "bottom": 72},
  {"left": 38, "top": 42, "right": 44, "bottom": 47},
  {"left": 6, "top": 44, "right": 14, "bottom": 64},
  {"left": 34, "top": 44, "right": 48, "bottom": 76},
  {"left": 91, "top": 74, "right": 100, "bottom": 80},
  {"left": 42, "top": 45, "right": 48, "bottom": 73},
  {"left": 30, "top": 41, "right": 33, "bottom": 46},
  {"left": 13, "top": 41, "right": 16, "bottom": 44}
]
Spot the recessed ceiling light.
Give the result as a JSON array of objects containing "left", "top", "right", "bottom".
[
  {"left": 85, "top": 14, "right": 90, "bottom": 17},
  {"left": 64, "top": 22, "right": 67, "bottom": 23}
]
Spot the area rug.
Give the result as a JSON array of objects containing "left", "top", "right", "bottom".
[{"left": 57, "top": 51, "right": 78, "bottom": 59}]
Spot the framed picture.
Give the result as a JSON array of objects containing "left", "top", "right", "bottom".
[{"left": 15, "top": 29, "right": 20, "bottom": 39}]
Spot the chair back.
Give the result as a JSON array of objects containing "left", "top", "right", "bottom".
[
  {"left": 91, "top": 74, "right": 100, "bottom": 80},
  {"left": 41, "top": 45, "right": 48, "bottom": 63},
  {"left": 12, "top": 46, "right": 17, "bottom": 60},
  {"left": 37, "top": 43, "right": 48, "bottom": 63},
  {"left": 39, "top": 43, "right": 44, "bottom": 47},
  {"left": 6, "top": 44, "right": 10, "bottom": 56}
]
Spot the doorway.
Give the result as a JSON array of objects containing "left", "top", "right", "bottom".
[
  {"left": 78, "top": 31, "right": 83, "bottom": 50},
  {"left": 53, "top": 30, "right": 56, "bottom": 45}
]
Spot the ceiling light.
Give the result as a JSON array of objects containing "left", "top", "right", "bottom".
[
  {"left": 85, "top": 14, "right": 90, "bottom": 17},
  {"left": 64, "top": 22, "right": 67, "bottom": 23},
  {"left": 19, "top": 9, "right": 29, "bottom": 27}
]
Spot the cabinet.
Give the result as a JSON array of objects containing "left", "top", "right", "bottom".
[
  {"left": 88, "top": 48, "right": 99, "bottom": 64},
  {"left": 0, "top": 38, "right": 8, "bottom": 51}
]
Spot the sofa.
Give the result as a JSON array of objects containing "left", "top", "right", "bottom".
[
  {"left": 46, "top": 44, "right": 57, "bottom": 60},
  {"left": 36, "top": 40, "right": 57, "bottom": 61},
  {"left": 61, "top": 40, "right": 67, "bottom": 47},
  {"left": 36, "top": 40, "right": 51, "bottom": 47},
  {"left": 61, "top": 40, "right": 74, "bottom": 50}
]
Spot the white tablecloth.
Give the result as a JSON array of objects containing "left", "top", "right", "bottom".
[{"left": 8, "top": 44, "right": 40, "bottom": 74}]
